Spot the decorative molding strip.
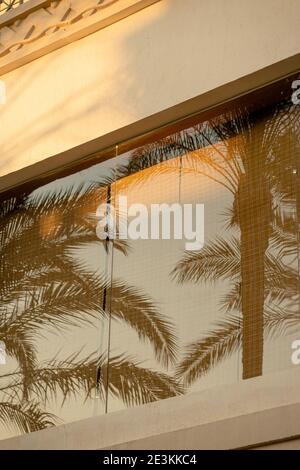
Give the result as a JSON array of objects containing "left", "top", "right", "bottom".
[
  {"left": 0, "top": 0, "right": 161, "bottom": 76},
  {"left": 0, "top": 0, "right": 119, "bottom": 57},
  {"left": 0, "top": 1, "right": 53, "bottom": 28},
  {"left": 0, "top": 1, "right": 31, "bottom": 18}
]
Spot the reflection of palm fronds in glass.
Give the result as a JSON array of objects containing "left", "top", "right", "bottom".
[
  {"left": 0, "top": 402, "right": 57, "bottom": 434},
  {"left": 120, "top": 100, "right": 300, "bottom": 381},
  {"left": 0, "top": 185, "right": 181, "bottom": 435},
  {"left": 172, "top": 235, "right": 299, "bottom": 385},
  {"left": 0, "top": 353, "right": 182, "bottom": 408}
]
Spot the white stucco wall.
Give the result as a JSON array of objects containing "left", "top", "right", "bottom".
[{"left": 0, "top": 0, "right": 300, "bottom": 179}]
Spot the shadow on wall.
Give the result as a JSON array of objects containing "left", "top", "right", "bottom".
[{"left": 0, "top": 0, "right": 172, "bottom": 177}]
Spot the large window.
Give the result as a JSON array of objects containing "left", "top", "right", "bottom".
[{"left": 0, "top": 74, "right": 299, "bottom": 439}]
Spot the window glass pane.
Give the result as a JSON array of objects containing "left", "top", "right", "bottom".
[
  {"left": 1, "top": 74, "right": 300, "bottom": 439},
  {"left": 262, "top": 104, "right": 300, "bottom": 375},
  {"left": 0, "top": 159, "right": 114, "bottom": 439}
]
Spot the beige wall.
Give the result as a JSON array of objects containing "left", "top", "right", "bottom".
[{"left": 0, "top": 0, "right": 300, "bottom": 180}]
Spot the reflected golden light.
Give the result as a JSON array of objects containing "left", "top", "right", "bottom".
[
  {"left": 114, "top": 136, "right": 240, "bottom": 205},
  {"left": 39, "top": 211, "right": 61, "bottom": 239}
]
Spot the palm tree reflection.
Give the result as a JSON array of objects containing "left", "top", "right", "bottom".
[
  {"left": 0, "top": 183, "right": 181, "bottom": 435},
  {"left": 121, "top": 99, "right": 300, "bottom": 382}
]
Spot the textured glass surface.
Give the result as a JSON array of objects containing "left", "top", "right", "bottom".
[{"left": 0, "top": 74, "right": 300, "bottom": 438}]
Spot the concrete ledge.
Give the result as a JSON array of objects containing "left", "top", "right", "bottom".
[{"left": 1, "top": 367, "right": 300, "bottom": 449}]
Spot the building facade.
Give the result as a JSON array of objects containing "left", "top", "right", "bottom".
[{"left": 0, "top": 0, "right": 300, "bottom": 449}]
